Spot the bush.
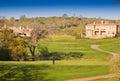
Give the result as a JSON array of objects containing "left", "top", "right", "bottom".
[
  {"left": 50, "top": 52, "right": 66, "bottom": 60},
  {"left": 0, "top": 47, "right": 12, "bottom": 61},
  {"left": 66, "top": 52, "right": 83, "bottom": 60},
  {"left": 39, "top": 47, "right": 50, "bottom": 60}
]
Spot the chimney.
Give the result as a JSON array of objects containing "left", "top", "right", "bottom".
[
  {"left": 93, "top": 21, "right": 96, "bottom": 24},
  {"left": 101, "top": 20, "right": 104, "bottom": 24},
  {"left": 4, "top": 24, "right": 6, "bottom": 28},
  {"left": 19, "top": 25, "right": 22, "bottom": 30}
]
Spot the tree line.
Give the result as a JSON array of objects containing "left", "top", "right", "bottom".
[
  {"left": 0, "top": 15, "right": 120, "bottom": 61},
  {"left": 0, "top": 25, "right": 47, "bottom": 61},
  {"left": 1, "top": 15, "right": 119, "bottom": 37}
]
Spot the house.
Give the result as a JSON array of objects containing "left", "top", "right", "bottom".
[
  {"left": 9, "top": 26, "right": 32, "bottom": 37},
  {"left": 0, "top": 24, "right": 32, "bottom": 37},
  {"left": 86, "top": 21, "right": 118, "bottom": 39}
]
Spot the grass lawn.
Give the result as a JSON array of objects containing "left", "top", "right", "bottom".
[
  {"left": 40, "top": 36, "right": 115, "bottom": 61},
  {"left": 1, "top": 36, "right": 119, "bottom": 81},
  {"left": 0, "top": 61, "right": 110, "bottom": 81},
  {"left": 98, "top": 38, "right": 120, "bottom": 54}
]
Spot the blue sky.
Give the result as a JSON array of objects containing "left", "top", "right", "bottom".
[{"left": 0, "top": 0, "right": 120, "bottom": 19}]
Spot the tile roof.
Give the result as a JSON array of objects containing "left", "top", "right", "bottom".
[{"left": 86, "top": 23, "right": 117, "bottom": 26}]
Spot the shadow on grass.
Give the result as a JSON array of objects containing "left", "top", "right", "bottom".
[
  {"left": 39, "top": 51, "right": 84, "bottom": 60},
  {"left": 0, "top": 64, "right": 54, "bottom": 81}
]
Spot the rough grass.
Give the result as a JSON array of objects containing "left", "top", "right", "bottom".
[{"left": 0, "top": 61, "right": 110, "bottom": 81}]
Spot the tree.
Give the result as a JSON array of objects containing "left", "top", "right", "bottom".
[
  {"left": 62, "top": 13, "right": 68, "bottom": 18},
  {"left": 20, "top": 15, "right": 26, "bottom": 20},
  {"left": 10, "top": 38, "right": 28, "bottom": 61},
  {"left": 0, "top": 16, "right": 7, "bottom": 28},
  {"left": 24, "top": 26, "right": 47, "bottom": 61},
  {"left": 0, "top": 28, "right": 28, "bottom": 61},
  {"left": 9, "top": 17, "right": 15, "bottom": 26},
  {"left": 0, "top": 28, "right": 14, "bottom": 48},
  {"left": 0, "top": 47, "right": 12, "bottom": 61},
  {"left": 0, "top": 28, "right": 13, "bottom": 61}
]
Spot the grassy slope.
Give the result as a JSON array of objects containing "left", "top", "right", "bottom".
[
  {"left": 98, "top": 38, "right": 120, "bottom": 54},
  {"left": 0, "top": 61, "right": 110, "bottom": 81},
  {"left": 1, "top": 36, "right": 119, "bottom": 81},
  {"left": 40, "top": 36, "right": 112, "bottom": 61}
]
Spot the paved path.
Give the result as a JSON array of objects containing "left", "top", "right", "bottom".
[
  {"left": 67, "top": 45, "right": 118, "bottom": 81},
  {"left": 91, "top": 45, "right": 118, "bottom": 61}
]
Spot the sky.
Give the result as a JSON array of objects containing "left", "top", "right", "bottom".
[{"left": 0, "top": 0, "right": 120, "bottom": 20}]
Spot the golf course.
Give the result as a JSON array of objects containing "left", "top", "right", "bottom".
[{"left": 0, "top": 36, "right": 119, "bottom": 81}]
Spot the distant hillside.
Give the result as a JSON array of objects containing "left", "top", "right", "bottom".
[{"left": 0, "top": 16, "right": 120, "bottom": 36}]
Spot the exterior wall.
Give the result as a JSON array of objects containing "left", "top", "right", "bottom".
[
  {"left": 0, "top": 24, "right": 33, "bottom": 37},
  {"left": 9, "top": 26, "right": 32, "bottom": 37},
  {"left": 86, "top": 23, "right": 118, "bottom": 39}
]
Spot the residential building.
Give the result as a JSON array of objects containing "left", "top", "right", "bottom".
[
  {"left": 0, "top": 24, "right": 32, "bottom": 37},
  {"left": 9, "top": 26, "right": 32, "bottom": 37},
  {"left": 86, "top": 21, "right": 118, "bottom": 38}
]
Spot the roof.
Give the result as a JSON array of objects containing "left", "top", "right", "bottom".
[
  {"left": 86, "top": 23, "right": 117, "bottom": 26},
  {"left": 9, "top": 27, "right": 23, "bottom": 33}
]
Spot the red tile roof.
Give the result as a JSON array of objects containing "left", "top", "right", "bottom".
[{"left": 86, "top": 23, "right": 117, "bottom": 26}]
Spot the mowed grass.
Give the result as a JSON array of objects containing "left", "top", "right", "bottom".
[
  {"left": 40, "top": 36, "right": 114, "bottom": 61},
  {"left": 98, "top": 38, "right": 120, "bottom": 54},
  {"left": 1, "top": 36, "right": 119, "bottom": 81},
  {"left": 0, "top": 61, "right": 110, "bottom": 81}
]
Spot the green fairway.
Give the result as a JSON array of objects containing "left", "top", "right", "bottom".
[
  {"left": 99, "top": 38, "right": 120, "bottom": 54},
  {"left": 0, "top": 61, "right": 110, "bottom": 81},
  {"left": 40, "top": 36, "right": 114, "bottom": 61},
  {"left": 1, "top": 36, "right": 120, "bottom": 81}
]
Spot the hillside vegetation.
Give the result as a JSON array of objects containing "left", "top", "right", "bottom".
[{"left": 1, "top": 15, "right": 120, "bottom": 36}]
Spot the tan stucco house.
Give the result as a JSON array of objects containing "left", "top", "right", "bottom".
[
  {"left": 9, "top": 26, "right": 32, "bottom": 37},
  {"left": 86, "top": 21, "right": 118, "bottom": 39},
  {"left": 0, "top": 24, "right": 32, "bottom": 37}
]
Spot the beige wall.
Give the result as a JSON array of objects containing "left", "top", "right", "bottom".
[{"left": 86, "top": 24, "right": 118, "bottom": 38}]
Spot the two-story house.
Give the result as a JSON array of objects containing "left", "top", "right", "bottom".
[{"left": 86, "top": 21, "right": 118, "bottom": 38}]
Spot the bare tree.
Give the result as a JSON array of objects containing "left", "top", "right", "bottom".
[{"left": 24, "top": 26, "right": 47, "bottom": 61}]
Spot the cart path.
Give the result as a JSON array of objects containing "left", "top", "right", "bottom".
[
  {"left": 91, "top": 45, "right": 118, "bottom": 61},
  {"left": 67, "top": 74, "right": 116, "bottom": 81},
  {"left": 67, "top": 45, "right": 118, "bottom": 81}
]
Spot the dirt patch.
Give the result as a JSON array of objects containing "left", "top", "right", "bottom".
[{"left": 67, "top": 74, "right": 116, "bottom": 81}]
